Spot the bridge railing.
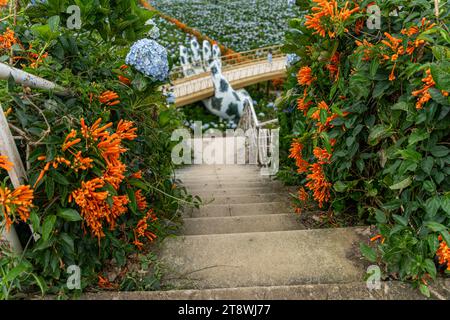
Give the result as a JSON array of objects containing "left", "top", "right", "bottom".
[
  {"left": 238, "top": 100, "right": 278, "bottom": 172},
  {"left": 170, "top": 44, "right": 284, "bottom": 82}
]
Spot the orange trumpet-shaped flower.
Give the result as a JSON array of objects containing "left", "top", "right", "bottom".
[
  {"left": 0, "top": 185, "right": 34, "bottom": 231},
  {"left": 135, "top": 190, "right": 148, "bottom": 211},
  {"left": 133, "top": 209, "right": 158, "bottom": 249},
  {"left": 313, "top": 147, "right": 332, "bottom": 164},
  {"left": 412, "top": 69, "right": 436, "bottom": 110},
  {"left": 0, "top": 155, "right": 13, "bottom": 171},
  {"left": 297, "top": 66, "right": 316, "bottom": 86},
  {"left": 305, "top": 163, "right": 332, "bottom": 208},
  {"left": 99, "top": 91, "right": 120, "bottom": 106},
  {"left": 437, "top": 235, "right": 450, "bottom": 271},
  {"left": 305, "top": 0, "right": 359, "bottom": 38},
  {"left": 0, "top": 28, "right": 17, "bottom": 50}
]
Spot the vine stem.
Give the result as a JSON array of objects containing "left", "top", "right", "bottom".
[{"left": 147, "top": 184, "right": 202, "bottom": 206}]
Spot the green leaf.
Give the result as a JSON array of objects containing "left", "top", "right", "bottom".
[
  {"left": 57, "top": 208, "right": 82, "bottom": 222},
  {"left": 424, "top": 221, "right": 446, "bottom": 232},
  {"left": 423, "top": 259, "right": 437, "bottom": 279},
  {"left": 430, "top": 62, "right": 450, "bottom": 91},
  {"left": 419, "top": 284, "right": 430, "bottom": 298},
  {"left": 423, "top": 180, "right": 436, "bottom": 193},
  {"left": 421, "top": 157, "right": 434, "bottom": 175},
  {"left": 408, "top": 129, "right": 429, "bottom": 145},
  {"left": 374, "top": 209, "right": 387, "bottom": 223},
  {"left": 396, "top": 149, "right": 422, "bottom": 163},
  {"left": 360, "top": 243, "right": 377, "bottom": 262},
  {"left": 4, "top": 262, "right": 30, "bottom": 282},
  {"left": 51, "top": 170, "right": 70, "bottom": 185},
  {"left": 424, "top": 196, "right": 441, "bottom": 217},
  {"left": 389, "top": 177, "right": 412, "bottom": 190},
  {"left": 42, "top": 215, "right": 57, "bottom": 241},
  {"left": 430, "top": 145, "right": 449, "bottom": 158},
  {"left": 320, "top": 109, "right": 328, "bottom": 125},
  {"left": 48, "top": 15, "right": 60, "bottom": 33},
  {"left": 368, "top": 124, "right": 393, "bottom": 146},
  {"left": 334, "top": 181, "right": 347, "bottom": 192},
  {"left": 393, "top": 214, "right": 408, "bottom": 226},
  {"left": 129, "top": 179, "right": 149, "bottom": 191}
]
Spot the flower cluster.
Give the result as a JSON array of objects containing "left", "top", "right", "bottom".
[
  {"left": 99, "top": 90, "right": 120, "bottom": 107},
  {"left": 0, "top": 155, "right": 34, "bottom": 231},
  {"left": 0, "top": 155, "right": 13, "bottom": 171},
  {"left": 133, "top": 209, "right": 158, "bottom": 250},
  {"left": 34, "top": 118, "right": 142, "bottom": 239},
  {"left": 305, "top": 0, "right": 359, "bottom": 38},
  {"left": 125, "top": 38, "right": 169, "bottom": 81},
  {"left": 437, "top": 236, "right": 450, "bottom": 271},
  {"left": 0, "top": 28, "right": 17, "bottom": 50}
]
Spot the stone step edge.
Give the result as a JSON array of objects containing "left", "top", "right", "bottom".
[
  {"left": 79, "top": 280, "right": 448, "bottom": 300},
  {"left": 183, "top": 213, "right": 297, "bottom": 222}
]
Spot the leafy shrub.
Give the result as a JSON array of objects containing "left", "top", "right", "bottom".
[
  {"left": 278, "top": 0, "right": 450, "bottom": 294},
  {"left": 0, "top": 0, "right": 192, "bottom": 298}
]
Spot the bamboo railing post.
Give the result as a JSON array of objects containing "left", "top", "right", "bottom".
[{"left": 0, "top": 103, "right": 26, "bottom": 253}]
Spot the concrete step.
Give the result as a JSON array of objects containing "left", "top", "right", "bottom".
[
  {"left": 179, "top": 176, "right": 274, "bottom": 185},
  {"left": 182, "top": 214, "right": 304, "bottom": 235},
  {"left": 200, "top": 193, "right": 289, "bottom": 205},
  {"left": 159, "top": 227, "right": 367, "bottom": 290},
  {"left": 82, "top": 280, "right": 447, "bottom": 300},
  {"left": 182, "top": 181, "right": 284, "bottom": 191},
  {"left": 184, "top": 201, "right": 292, "bottom": 218},
  {"left": 189, "top": 186, "right": 294, "bottom": 197}
]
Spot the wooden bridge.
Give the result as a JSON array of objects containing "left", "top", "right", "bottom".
[{"left": 170, "top": 45, "right": 287, "bottom": 107}]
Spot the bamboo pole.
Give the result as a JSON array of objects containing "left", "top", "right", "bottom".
[
  {"left": 0, "top": 103, "right": 25, "bottom": 253},
  {"left": 434, "top": 0, "right": 440, "bottom": 18},
  {"left": 0, "top": 62, "right": 69, "bottom": 95}
]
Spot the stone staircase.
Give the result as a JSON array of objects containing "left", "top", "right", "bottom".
[{"left": 84, "top": 163, "right": 449, "bottom": 300}]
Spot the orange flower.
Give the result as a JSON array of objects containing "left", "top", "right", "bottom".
[
  {"left": 412, "top": 69, "right": 436, "bottom": 109},
  {"left": 297, "top": 89, "right": 313, "bottom": 115},
  {"left": 99, "top": 90, "right": 120, "bottom": 106},
  {"left": 436, "top": 235, "right": 450, "bottom": 271},
  {"left": 71, "top": 151, "right": 93, "bottom": 172},
  {"left": 98, "top": 275, "right": 117, "bottom": 289},
  {"left": 118, "top": 75, "right": 131, "bottom": 86},
  {"left": 289, "top": 140, "right": 310, "bottom": 174},
  {"left": 70, "top": 178, "right": 109, "bottom": 238},
  {"left": 81, "top": 118, "right": 112, "bottom": 142},
  {"left": 313, "top": 147, "right": 332, "bottom": 164},
  {"left": 0, "top": 28, "right": 17, "bottom": 50},
  {"left": 370, "top": 234, "right": 385, "bottom": 244},
  {"left": 116, "top": 120, "right": 137, "bottom": 141},
  {"left": 298, "top": 187, "right": 309, "bottom": 202},
  {"left": 305, "top": 163, "right": 332, "bottom": 208},
  {"left": 0, "top": 155, "right": 13, "bottom": 171},
  {"left": 305, "top": 0, "right": 359, "bottom": 38},
  {"left": 326, "top": 52, "right": 340, "bottom": 81},
  {"left": 355, "top": 39, "right": 373, "bottom": 61},
  {"left": 62, "top": 129, "right": 81, "bottom": 151},
  {"left": 135, "top": 190, "right": 148, "bottom": 211},
  {"left": 0, "top": 185, "right": 34, "bottom": 231},
  {"left": 133, "top": 209, "right": 157, "bottom": 249},
  {"left": 297, "top": 66, "right": 316, "bottom": 86},
  {"left": 130, "top": 170, "right": 143, "bottom": 179},
  {"left": 0, "top": 0, "right": 8, "bottom": 7}
]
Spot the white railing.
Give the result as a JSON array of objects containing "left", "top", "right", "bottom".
[
  {"left": 173, "top": 57, "right": 287, "bottom": 101},
  {"left": 237, "top": 100, "right": 278, "bottom": 170}
]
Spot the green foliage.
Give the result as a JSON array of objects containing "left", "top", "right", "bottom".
[
  {"left": 278, "top": 0, "right": 450, "bottom": 291},
  {"left": 0, "top": 0, "right": 194, "bottom": 299}
]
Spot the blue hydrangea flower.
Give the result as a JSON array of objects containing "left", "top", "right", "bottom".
[
  {"left": 286, "top": 53, "right": 300, "bottom": 67},
  {"left": 126, "top": 39, "right": 169, "bottom": 82}
]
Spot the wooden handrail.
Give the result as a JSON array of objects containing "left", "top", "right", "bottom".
[{"left": 171, "top": 44, "right": 284, "bottom": 81}]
